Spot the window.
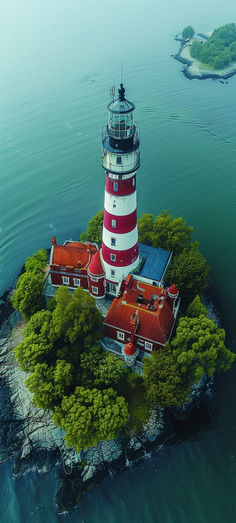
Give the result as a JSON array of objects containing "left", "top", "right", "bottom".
[
  {"left": 111, "top": 237, "right": 116, "bottom": 246},
  {"left": 92, "top": 286, "right": 98, "bottom": 295},
  {"left": 73, "top": 278, "right": 80, "bottom": 287},
  {"left": 110, "top": 253, "right": 116, "bottom": 262},
  {"left": 116, "top": 156, "right": 122, "bottom": 165},
  {"left": 91, "top": 276, "right": 98, "bottom": 282},
  {"left": 62, "top": 276, "right": 69, "bottom": 285},
  {"left": 117, "top": 331, "right": 125, "bottom": 341},
  {"left": 145, "top": 341, "right": 153, "bottom": 351},
  {"left": 111, "top": 219, "right": 116, "bottom": 228},
  {"left": 111, "top": 269, "right": 115, "bottom": 277},
  {"left": 109, "top": 283, "right": 116, "bottom": 294},
  {"left": 132, "top": 177, "right": 135, "bottom": 186},
  {"left": 113, "top": 182, "right": 118, "bottom": 192}
]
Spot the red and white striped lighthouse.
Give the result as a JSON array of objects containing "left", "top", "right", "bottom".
[{"left": 101, "top": 84, "right": 140, "bottom": 295}]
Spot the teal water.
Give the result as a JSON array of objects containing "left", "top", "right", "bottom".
[{"left": 1, "top": 0, "right": 236, "bottom": 521}]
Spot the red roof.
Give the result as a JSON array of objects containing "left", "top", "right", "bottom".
[
  {"left": 124, "top": 342, "right": 137, "bottom": 356},
  {"left": 88, "top": 250, "right": 105, "bottom": 276},
  {"left": 51, "top": 241, "right": 98, "bottom": 269},
  {"left": 104, "top": 278, "right": 175, "bottom": 346}
]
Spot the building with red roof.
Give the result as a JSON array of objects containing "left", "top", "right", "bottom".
[
  {"left": 104, "top": 275, "right": 179, "bottom": 355},
  {"left": 49, "top": 237, "right": 100, "bottom": 293}
]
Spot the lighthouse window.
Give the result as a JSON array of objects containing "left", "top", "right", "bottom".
[
  {"left": 113, "top": 182, "right": 118, "bottom": 192},
  {"left": 111, "top": 219, "right": 116, "bottom": 228},
  {"left": 92, "top": 286, "right": 98, "bottom": 295},
  {"left": 73, "top": 278, "right": 80, "bottom": 287},
  {"left": 117, "top": 331, "right": 125, "bottom": 341},
  {"left": 111, "top": 269, "right": 115, "bottom": 276},
  {"left": 116, "top": 156, "right": 122, "bottom": 165},
  {"left": 110, "top": 253, "right": 116, "bottom": 262},
  {"left": 111, "top": 237, "right": 116, "bottom": 246},
  {"left": 62, "top": 276, "right": 69, "bottom": 285},
  {"left": 132, "top": 177, "right": 135, "bottom": 186}
]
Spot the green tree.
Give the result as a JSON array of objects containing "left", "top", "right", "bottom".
[
  {"left": 166, "top": 242, "right": 210, "bottom": 302},
  {"left": 137, "top": 213, "right": 154, "bottom": 245},
  {"left": 186, "top": 295, "right": 207, "bottom": 318},
  {"left": 171, "top": 315, "right": 235, "bottom": 381},
  {"left": 25, "top": 359, "right": 73, "bottom": 410},
  {"left": 138, "top": 210, "right": 193, "bottom": 254},
  {"left": 80, "top": 350, "right": 127, "bottom": 388},
  {"left": 11, "top": 272, "right": 45, "bottom": 321},
  {"left": 182, "top": 26, "right": 195, "bottom": 39},
  {"left": 53, "top": 387, "right": 129, "bottom": 451},
  {"left": 24, "top": 249, "right": 47, "bottom": 273},
  {"left": 143, "top": 349, "right": 190, "bottom": 407},
  {"left": 52, "top": 286, "right": 102, "bottom": 349},
  {"left": 14, "top": 333, "right": 53, "bottom": 372},
  {"left": 190, "top": 23, "right": 236, "bottom": 69},
  {"left": 80, "top": 210, "right": 104, "bottom": 244}
]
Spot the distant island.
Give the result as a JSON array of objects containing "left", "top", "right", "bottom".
[{"left": 174, "top": 23, "right": 236, "bottom": 80}]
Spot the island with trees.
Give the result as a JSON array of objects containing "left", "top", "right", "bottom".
[
  {"left": 0, "top": 209, "right": 234, "bottom": 511},
  {"left": 9, "top": 210, "right": 235, "bottom": 454},
  {"left": 174, "top": 23, "right": 236, "bottom": 80}
]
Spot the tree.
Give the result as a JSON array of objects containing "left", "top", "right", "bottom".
[
  {"left": 190, "top": 23, "right": 236, "bottom": 69},
  {"left": 25, "top": 359, "right": 74, "bottom": 410},
  {"left": 11, "top": 272, "right": 45, "bottom": 321},
  {"left": 53, "top": 387, "right": 129, "bottom": 452},
  {"left": 80, "top": 210, "right": 104, "bottom": 244},
  {"left": 171, "top": 315, "right": 236, "bottom": 382},
  {"left": 24, "top": 249, "right": 47, "bottom": 273},
  {"left": 14, "top": 333, "right": 53, "bottom": 372},
  {"left": 80, "top": 350, "right": 127, "bottom": 388},
  {"left": 52, "top": 286, "right": 102, "bottom": 350},
  {"left": 143, "top": 349, "right": 190, "bottom": 407},
  {"left": 166, "top": 242, "right": 210, "bottom": 302},
  {"left": 137, "top": 213, "right": 154, "bottom": 245},
  {"left": 182, "top": 26, "right": 195, "bottom": 39},
  {"left": 186, "top": 295, "right": 207, "bottom": 318},
  {"left": 138, "top": 210, "right": 193, "bottom": 254}
]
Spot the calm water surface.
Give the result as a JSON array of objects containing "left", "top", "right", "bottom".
[{"left": 0, "top": 1, "right": 236, "bottom": 521}]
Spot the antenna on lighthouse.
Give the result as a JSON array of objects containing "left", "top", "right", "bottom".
[
  {"left": 121, "top": 58, "right": 123, "bottom": 83},
  {"left": 110, "top": 85, "right": 115, "bottom": 101}
]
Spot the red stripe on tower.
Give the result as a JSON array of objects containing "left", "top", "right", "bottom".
[
  {"left": 105, "top": 173, "right": 136, "bottom": 196},
  {"left": 103, "top": 209, "right": 137, "bottom": 234}
]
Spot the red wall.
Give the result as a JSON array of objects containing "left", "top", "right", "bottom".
[
  {"left": 103, "top": 324, "right": 162, "bottom": 352},
  {"left": 50, "top": 267, "right": 89, "bottom": 290},
  {"left": 88, "top": 274, "right": 105, "bottom": 298}
]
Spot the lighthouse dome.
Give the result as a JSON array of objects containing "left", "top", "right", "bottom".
[{"left": 108, "top": 84, "right": 135, "bottom": 114}]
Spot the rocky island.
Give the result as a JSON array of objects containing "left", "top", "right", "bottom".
[{"left": 174, "top": 23, "right": 236, "bottom": 80}]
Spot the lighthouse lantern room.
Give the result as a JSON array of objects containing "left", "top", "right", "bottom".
[{"left": 101, "top": 84, "right": 140, "bottom": 296}]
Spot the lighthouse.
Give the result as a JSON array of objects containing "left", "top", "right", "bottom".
[{"left": 101, "top": 84, "right": 140, "bottom": 295}]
